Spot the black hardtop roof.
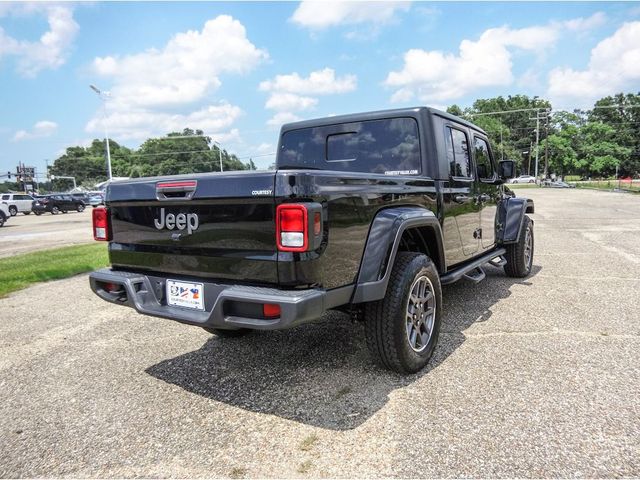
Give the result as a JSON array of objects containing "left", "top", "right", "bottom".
[{"left": 280, "top": 106, "right": 486, "bottom": 135}]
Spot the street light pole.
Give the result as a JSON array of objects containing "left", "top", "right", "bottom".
[
  {"left": 90, "top": 84, "right": 113, "bottom": 181},
  {"left": 214, "top": 140, "right": 223, "bottom": 172}
]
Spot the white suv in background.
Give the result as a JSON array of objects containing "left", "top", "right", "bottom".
[{"left": 0, "top": 193, "right": 35, "bottom": 216}]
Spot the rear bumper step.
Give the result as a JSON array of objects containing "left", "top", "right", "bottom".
[{"left": 89, "top": 268, "right": 328, "bottom": 330}]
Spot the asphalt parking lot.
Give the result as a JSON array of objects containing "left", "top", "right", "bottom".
[
  {"left": 0, "top": 209, "right": 93, "bottom": 258},
  {"left": 1, "top": 188, "right": 639, "bottom": 478}
]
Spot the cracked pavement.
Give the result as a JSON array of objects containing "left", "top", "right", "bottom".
[{"left": 1, "top": 188, "right": 639, "bottom": 477}]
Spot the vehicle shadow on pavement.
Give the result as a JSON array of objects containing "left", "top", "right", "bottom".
[{"left": 146, "top": 265, "right": 541, "bottom": 431}]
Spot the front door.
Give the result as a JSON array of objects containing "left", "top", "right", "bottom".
[{"left": 472, "top": 136, "right": 498, "bottom": 250}]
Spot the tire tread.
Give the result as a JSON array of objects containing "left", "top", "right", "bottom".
[
  {"left": 364, "top": 252, "right": 439, "bottom": 373},
  {"left": 504, "top": 215, "right": 533, "bottom": 277}
]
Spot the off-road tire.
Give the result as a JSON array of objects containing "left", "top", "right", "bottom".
[
  {"left": 364, "top": 252, "right": 442, "bottom": 374},
  {"left": 9, "top": 206, "right": 17, "bottom": 216},
  {"left": 203, "top": 327, "right": 250, "bottom": 337},
  {"left": 504, "top": 215, "right": 534, "bottom": 278}
]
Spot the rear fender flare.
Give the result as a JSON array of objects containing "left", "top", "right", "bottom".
[
  {"left": 498, "top": 197, "right": 533, "bottom": 244},
  {"left": 352, "top": 207, "right": 445, "bottom": 303}
]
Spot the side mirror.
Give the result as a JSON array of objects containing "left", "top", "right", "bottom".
[{"left": 499, "top": 160, "right": 516, "bottom": 180}]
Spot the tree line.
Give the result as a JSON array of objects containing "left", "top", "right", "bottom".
[
  {"left": 48, "top": 128, "right": 257, "bottom": 188},
  {"left": 448, "top": 92, "right": 640, "bottom": 178}
]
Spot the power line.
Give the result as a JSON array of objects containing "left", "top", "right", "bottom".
[{"left": 467, "top": 107, "right": 549, "bottom": 117}]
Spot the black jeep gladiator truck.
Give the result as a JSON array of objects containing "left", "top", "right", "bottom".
[{"left": 90, "top": 107, "right": 534, "bottom": 374}]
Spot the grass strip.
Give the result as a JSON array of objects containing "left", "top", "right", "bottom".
[
  {"left": 576, "top": 181, "right": 640, "bottom": 193},
  {"left": 0, "top": 243, "right": 108, "bottom": 298}
]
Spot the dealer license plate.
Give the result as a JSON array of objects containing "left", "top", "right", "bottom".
[{"left": 166, "top": 280, "right": 204, "bottom": 310}]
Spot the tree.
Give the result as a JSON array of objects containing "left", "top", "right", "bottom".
[
  {"left": 49, "top": 139, "right": 132, "bottom": 186},
  {"left": 589, "top": 93, "right": 640, "bottom": 176},
  {"left": 49, "top": 128, "right": 248, "bottom": 186},
  {"left": 578, "top": 122, "right": 631, "bottom": 177}
]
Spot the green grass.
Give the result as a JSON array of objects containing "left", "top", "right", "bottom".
[
  {"left": 507, "top": 183, "right": 538, "bottom": 189},
  {"left": 576, "top": 180, "right": 640, "bottom": 193},
  {"left": 0, "top": 243, "right": 109, "bottom": 298}
]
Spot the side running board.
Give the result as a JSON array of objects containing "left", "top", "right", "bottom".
[
  {"left": 463, "top": 266, "right": 486, "bottom": 283},
  {"left": 488, "top": 255, "right": 507, "bottom": 268},
  {"left": 440, "top": 247, "right": 507, "bottom": 285}
]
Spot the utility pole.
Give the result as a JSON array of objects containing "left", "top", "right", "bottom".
[
  {"left": 534, "top": 113, "right": 540, "bottom": 182},
  {"left": 544, "top": 113, "right": 549, "bottom": 179},
  {"left": 530, "top": 109, "right": 550, "bottom": 183}
]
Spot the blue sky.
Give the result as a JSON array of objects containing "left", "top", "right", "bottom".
[{"left": 1, "top": 1, "right": 639, "bottom": 178}]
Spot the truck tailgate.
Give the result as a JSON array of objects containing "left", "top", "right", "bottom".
[{"left": 106, "top": 171, "right": 277, "bottom": 284}]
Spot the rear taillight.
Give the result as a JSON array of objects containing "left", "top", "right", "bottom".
[
  {"left": 276, "top": 203, "right": 323, "bottom": 252},
  {"left": 92, "top": 207, "right": 110, "bottom": 241},
  {"left": 277, "top": 204, "right": 308, "bottom": 251}
]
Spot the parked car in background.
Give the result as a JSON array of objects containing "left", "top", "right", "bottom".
[
  {"left": 32, "top": 194, "right": 85, "bottom": 215},
  {"left": 548, "top": 181, "right": 575, "bottom": 188},
  {"left": 71, "top": 192, "right": 90, "bottom": 203},
  {"left": 86, "top": 193, "right": 104, "bottom": 207},
  {"left": 1, "top": 193, "right": 35, "bottom": 216},
  {"left": 510, "top": 175, "right": 536, "bottom": 184},
  {"left": 0, "top": 203, "right": 9, "bottom": 227}
]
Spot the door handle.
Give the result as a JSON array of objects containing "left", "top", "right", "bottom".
[{"left": 454, "top": 194, "right": 472, "bottom": 204}]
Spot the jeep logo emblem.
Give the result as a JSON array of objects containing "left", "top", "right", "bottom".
[{"left": 154, "top": 208, "right": 199, "bottom": 235}]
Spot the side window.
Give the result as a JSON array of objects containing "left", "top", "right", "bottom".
[
  {"left": 445, "top": 127, "right": 471, "bottom": 178},
  {"left": 1, "top": 195, "right": 9, "bottom": 200},
  {"left": 474, "top": 137, "right": 495, "bottom": 180}
]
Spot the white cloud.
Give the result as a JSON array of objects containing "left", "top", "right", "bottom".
[
  {"left": 291, "top": 1, "right": 410, "bottom": 30},
  {"left": 265, "top": 93, "right": 318, "bottom": 111},
  {"left": 86, "top": 15, "right": 267, "bottom": 141},
  {"left": 267, "top": 112, "right": 301, "bottom": 127},
  {"left": 259, "top": 68, "right": 357, "bottom": 95},
  {"left": 13, "top": 120, "right": 58, "bottom": 141},
  {"left": 260, "top": 68, "right": 357, "bottom": 126},
  {"left": 562, "top": 12, "right": 607, "bottom": 32},
  {"left": 548, "top": 21, "right": 640, "bottom": 108},
  {"left": 0, "top": 4, "right": 78, "bottom": 77},
  {"left": 87, "top": 103, "right": 243, "bottom": 142},
  {"left": 383, "top": 14, "right": 608, "bottom": 105}
]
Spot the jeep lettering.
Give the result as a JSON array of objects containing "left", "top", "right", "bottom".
[{"left": 153, "top": 208, "right": 199, "bottom": 235}]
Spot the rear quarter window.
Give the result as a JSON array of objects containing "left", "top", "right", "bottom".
[{"left": 279, "top": 117, "right": 421, "bottom": 175}]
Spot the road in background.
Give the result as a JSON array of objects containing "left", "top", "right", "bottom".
[
  {"left": 1, "top": 188, "right": 639, "bottom": 477},
  {"left": 0, "top": 210, "right": 93, "bottom": 258}
]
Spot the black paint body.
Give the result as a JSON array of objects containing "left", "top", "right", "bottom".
[{"left": 104, "top": 107, "right": 532, "bottom": 305}]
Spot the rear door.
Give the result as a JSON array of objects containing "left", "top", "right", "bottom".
[{"left": 444, "top": 124, "right": 480, "bottom": 264}]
